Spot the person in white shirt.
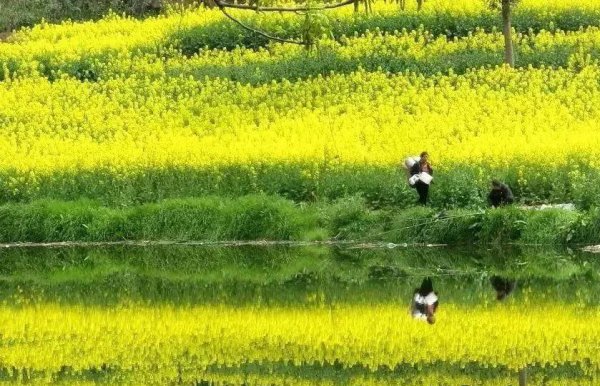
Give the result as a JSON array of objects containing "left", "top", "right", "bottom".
[{"left": 410, "top": 277, "right": 438, "bottom": 324}]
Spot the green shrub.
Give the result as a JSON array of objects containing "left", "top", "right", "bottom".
[
  {"left": 478, "top": 207, "right": 527, "bottom": 244},
  {"left": 520, "top": 209, "right": 581, "bottom": 245},
  {"left": 220, "top": 194, "right": 309, "bottom": 240},
  {"left": 321, "top": 195, "right": 379, "bottom": 240},
  {"left": 386, "top": 206, "right": 436, "bottom": 244}
]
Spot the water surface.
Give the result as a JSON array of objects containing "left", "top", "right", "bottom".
[{"left": 0, "top": 245, "right": 597, "bottom": 384}]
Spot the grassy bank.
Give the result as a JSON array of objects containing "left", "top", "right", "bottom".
[
  {"left": 1, "top": 195, "right": 599, "bottom": 245},
  {"left": 3, "top": 163, "right": 600, "bottom": 209}
]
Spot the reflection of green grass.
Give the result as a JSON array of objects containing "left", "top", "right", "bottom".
[
  {"left": 1, "top": 246, "right": 599, "bottom": 384},
  {"left": 196, "top": 362, "right": 595, "bottom": 386},
  {"left": 0, "top": 361, "right": 594, "bottom": 385},
  {"left": 0, "top": 245, "right": 599, "bottom": 306}
]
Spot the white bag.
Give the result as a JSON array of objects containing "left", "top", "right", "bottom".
[
  {"left": 408, "top": 174, "right": 420, "bottom": 186},
  {"left": 404, "top": 156, "right": 420, "bottom": 170},
  {"left": 419, "top": 172, "right": 433, "bottom": 185}
]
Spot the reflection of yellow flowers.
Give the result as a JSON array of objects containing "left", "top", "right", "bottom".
[{"left": 0, "top": 303, "right": 599, "bottom": 383}]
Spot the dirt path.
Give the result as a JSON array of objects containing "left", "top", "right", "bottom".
[
  {"left": 0, "top": 240, "right": 448, "bottom": 249},
  {"left": 0, "top": 32, "right": 11, "bottom": 42}
]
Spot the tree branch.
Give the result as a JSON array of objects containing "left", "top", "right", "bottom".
[
  {"left": 216, "top": 4, "right": 305, "bottom": 45},
  {"left": 213, "top": 0, "right": 355, "bottom": 12}
]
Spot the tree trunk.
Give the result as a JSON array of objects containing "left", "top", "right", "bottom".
[
  {"left": 416, "top": 0, "right": 424, "bottom": 11},
  {"left": 354, "top": 0, "right": 359, "bottom": 12},
  {"left": 502, "top": 0, "right": 515, "bottom": 67}
]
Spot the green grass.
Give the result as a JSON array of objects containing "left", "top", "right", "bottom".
[
  {"left": 0, "top": 164, "right": 597, "bottom": 210},
  {"left": 0, "top": 195, "right": 599, "bottom": 245}
]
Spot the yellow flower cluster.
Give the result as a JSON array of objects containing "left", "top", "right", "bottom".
[
  {"left": 0, "top": 66, "right": 599, "bottom": 177},
  {"left": 0, "top": 0, "right": 598, "bottom": 201},
  {"left": 0, "top": 302, "right": 597, "bottom": 383},
  {"left": 1, "top": 0, "right": 599, "bottom": 73}
]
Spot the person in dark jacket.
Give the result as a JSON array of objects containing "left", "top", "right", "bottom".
[
  {"left": 490, "top": 276, "right": 517, "bottom": 301},
  {"left": 410, "top": 151, "right": 433, "bottom": 206},
  {"left": 410, "top": 277, "right": 439, "bottom": 324},
  {"left": 489, "top": 180, "right": 514, "bottom": 208}
]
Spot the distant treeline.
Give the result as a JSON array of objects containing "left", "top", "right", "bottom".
[
  {"left": 0, "top": 0, "right": 172, "bottom": 32},
  {"left": 0, "top": 0, "right": 310, "bottom": 32}
]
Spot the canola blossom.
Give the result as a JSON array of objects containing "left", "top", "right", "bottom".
[
  {"left": 2, "top": 0, "right": 600, "bottom": 75},
  {"left": 0, "top": 0, "right": 599, "bottom": 203},
  {"left": 0, "top": 66, "right": 599, "bottom": 175},
  {"left": 6, "top": 27, "right": 600, "bottom": 83}
]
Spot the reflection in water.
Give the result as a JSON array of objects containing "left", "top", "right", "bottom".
[
  {"left": 0, "top": 245, "right": 598, "bottom": 384},
  {"left": 491, "top": 275, "right": 517, "bottom": 301},
  {"left": 411, "top": 277, "right": 438, "bottom": 324}
]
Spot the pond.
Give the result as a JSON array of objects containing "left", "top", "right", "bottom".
[{"left": 0, "top": 245, "right": 598, "bottom": 385}]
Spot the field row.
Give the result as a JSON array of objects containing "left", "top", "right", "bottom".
[
  {"left": 0, "top": 66, "right": 599, "bottom": 204},
  {"left": 4, "top": 27, "right": 600, "bottom": 83},
  {"left": 4, "top": 0, "right": 600, "bottom": 55},
  {"left": 0, "top": 364, "right": 593, "bottom": 385}
]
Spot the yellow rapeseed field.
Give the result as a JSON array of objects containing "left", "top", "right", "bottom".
[
  {"left": 0, "top": 67, "right": 599, "bottom": 176},
  {"left": 0, "top": 0, "right": 599, "bottom": 202}
]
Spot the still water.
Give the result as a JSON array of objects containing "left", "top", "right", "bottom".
[{"left": 0, "top": 245, "right": 598, "bottom": 385}]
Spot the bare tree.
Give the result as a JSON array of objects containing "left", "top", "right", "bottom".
[{"left": 211, "top": 0, "right": 356, "bottom": 47}]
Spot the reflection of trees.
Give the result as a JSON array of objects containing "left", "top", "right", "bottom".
[{"left": 519, "top": 367, "right": 527, "bottom": 385}]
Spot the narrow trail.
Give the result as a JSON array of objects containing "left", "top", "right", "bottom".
[
  {"left": 0, "top": 239, "right": 596, "bottom": 251},
  {"left": 0, "top": 240, "right": 448, "bottom": 249}
]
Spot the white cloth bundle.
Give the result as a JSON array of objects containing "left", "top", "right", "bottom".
[
  {"left": 419, "top": 172, "right": 433, "bottom": 185},
  {"left": 404, "top": 156, "right": 420, "bottom": 170},
  {"left": 408, "top": 174, "right": 420, "bottom": 186},
  {"left": 414, "top": 292, "right": 438, "bottom": 305}
]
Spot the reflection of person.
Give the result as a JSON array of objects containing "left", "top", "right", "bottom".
[
  {"left": 489, "top": 180, "right": 514, "bottom": 208},
  {"left": 410, "top": 277, "right": 438, "bottom": 324},
  {"left": 410, "top": 152, "right": 433, "bottom": 206},
  {"left": 490, "top": 276, "right": 516, "bottom": 301}
]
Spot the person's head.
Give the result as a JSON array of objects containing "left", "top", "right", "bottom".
[
  {"left": 426, "top": 314, "right": 436, "bottom": 325},
  {"left": 420, "top": 151, "right": 429, "bottom": 163},
  {"left": 491, "top": 179, "right": 501, "bottom": 189}
]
